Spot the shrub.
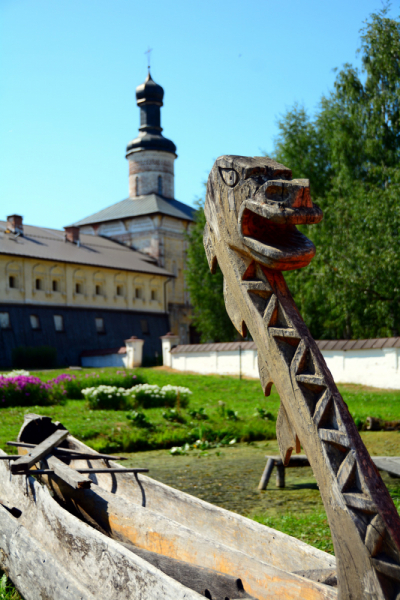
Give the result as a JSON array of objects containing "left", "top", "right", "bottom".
[
  {"left": 12, "top": 346, "right": 57, "bottom": 369},
  {"left": 126, "top": 411, "right": 154, "bottom": 429},
  {"left": 253, "top": 407, "right": 275, "bottom": 421},
  {"left": 188, "top": 407, "right": 208, "bottom": 420},
  {"left": 226, "top": 409, "right": 239, "bottom": 421},
  {"left": 49, "top": 370, "right": 146, "bottom": 400},
  {"left": 0, "top": 374, "right": 63, "bottom": 408},
  {"left": 132, "top": 384, "right": 192, "bottom": 409},
  {"left": 162, "top": 408, "right": 186, "bottom": 423},
  {"left": 82, "top": 385, "right": 133, "bottom": 410}
]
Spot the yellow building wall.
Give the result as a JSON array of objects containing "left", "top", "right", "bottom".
[{"left": 0, "top": 256, "right": 167, "bottom": 312}]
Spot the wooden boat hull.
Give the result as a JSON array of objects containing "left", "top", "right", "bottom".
[{"left": 10, "top": 414, "right": 338, "bottom": 600}]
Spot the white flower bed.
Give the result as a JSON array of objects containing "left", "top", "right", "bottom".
[
  {"left": 82, "top": 383, "right": 192, "bottom": 410},
  {"left": 3, "top": 369, "right": 31, "bottom": 378}
]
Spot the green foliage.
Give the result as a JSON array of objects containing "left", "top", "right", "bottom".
[
  {"left": 12, "top": 345, "right": 57, "bottom": 369},
  {"left": 185, "top": 199, "right": 237, "bottom": 342},
  {"left": 162, "top": 408, "right": 186, "bottom": 423},
  {"left": 188, "top": 407, "right": 209, "bottom": 420},
  {"left": 57, "top": 370, "right": 145, "bottom": 400},
  {"left": 274, "top": 6, "right": 400, "bottom": 339},
  {"left": 0, "top": 573, "right": 22, "bottom": 600},
  {"left": 126, "top": 410, "right": 154, "bottom": 429}
]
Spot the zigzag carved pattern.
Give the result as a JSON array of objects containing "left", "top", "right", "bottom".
[{"left": 241, "top": 275, "right": 400, "bottom": 593}]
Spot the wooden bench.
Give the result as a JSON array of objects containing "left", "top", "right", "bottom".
[
  {"left": 259, "top": 454, "right": 400, "bottom": 490},
  {"left": 258, "top": 455, "right": 310, "bottom": 489}
]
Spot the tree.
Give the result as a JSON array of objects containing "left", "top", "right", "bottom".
[
  {"left": 186, "top": 6, "right": 400, "bottom": 341},
  {"left": 185, "top": 200, "right": 237, "bottom": 342},
  {"left": 275, "top": 5, "right": 400, "bottom": 339}
]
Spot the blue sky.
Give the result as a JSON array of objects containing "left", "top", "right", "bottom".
[{"left": 1, "top": 0, "right": 398, "bottom": 229}]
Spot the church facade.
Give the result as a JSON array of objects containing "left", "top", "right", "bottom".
[{"left": 72, "top": 71, "right": 195, "bottom": 343}]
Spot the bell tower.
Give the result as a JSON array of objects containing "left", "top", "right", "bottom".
[{"left": 126, "top": 71, "right": 177, "bottom": 199}]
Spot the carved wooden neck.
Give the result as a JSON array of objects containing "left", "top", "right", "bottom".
[{"left": 216, "top": 237, "right": 400, "bottom": 600}]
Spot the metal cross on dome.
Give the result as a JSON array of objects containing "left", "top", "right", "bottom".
[{"left": 145, "top": 47, "right": 153, "bottom": 70}]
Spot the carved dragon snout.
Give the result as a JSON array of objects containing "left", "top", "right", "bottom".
[
  {"left": 205, "top": 155, "right": 322, "bottom": 272},
  {"left": 204, "top": 155, "right": 400, "bottom": 600}
]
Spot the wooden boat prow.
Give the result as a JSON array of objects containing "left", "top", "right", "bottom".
[{"left": 0, "top": 413, "right": 338, "bottom": 600}]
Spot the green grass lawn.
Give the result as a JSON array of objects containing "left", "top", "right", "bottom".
[
  {"left": 1, "top": 367, "right": 400, "bottom": 598},
  {"left": 1, "top": 366, "right": 399, "bottom": 454}
]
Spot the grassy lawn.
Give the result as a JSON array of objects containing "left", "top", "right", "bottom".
[
  {"left": 1, "top": 367, "right": 400, "bottom": 598},
  {"left": 2, "top": 366, "right": 400, "bottom": 455}
]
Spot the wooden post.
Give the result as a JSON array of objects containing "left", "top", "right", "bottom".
[
  {"left": 258, "top": 458, "right": 275, "bottom": 490},
  {"left": 276, "top": 462, "right": 285, "bottom": 488}
]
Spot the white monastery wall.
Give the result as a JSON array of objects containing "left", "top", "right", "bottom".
[{"left": 162, "top": 340, "right": 400, "bottom": 390}]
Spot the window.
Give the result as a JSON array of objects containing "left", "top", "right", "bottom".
[
  {"left": 95, "top": 284, "right": 102, "bottom": 296},
  {"left": 35, "top": 278, "right": 42, "bottom": 290},
  {"left": 0, "top": 312, "right": 11, "bottom": 329},
  {"left": 75, "top": 282, "right": 82, "bottom": 294},
  {"left": 53, "top": 315, "right": 64, "bottom": 332},
  {"left": 151, "top": 289, "right": 157, "bottom": 301},
  {"left": 140, "top": 319, "right": 149, "bottom": 334},
  {"left": 135, "top": 177, "right": 139, "bottom": 197},
  {"left": 9, "top": 275, "right": 16, "bottom": 289},
  {"left": 52, "top": 280, "right": 59, "bottom": 292},
  {"left": 116, "top": 285, "right": 123, "bottom": 297},
  {"left": 95, "top": 317, "right": 105, "bottom": 333},
  {"left": 30, "top": 315, "right": 40, "bottom": 330},
  {"left": 158, "top": 175, "right": 162, "bottom": 195},
  {"left": 135, "top": 287, "right": 142, "bottom": 299}
]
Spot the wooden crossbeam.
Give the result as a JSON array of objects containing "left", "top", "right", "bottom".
[
  {"left": 11, "top": 429, "right": 69, "bottom": 474},
  {"left": 7, "top": 441, "right": 127, "bottom": 461},
  {"left": 20, "top": 468, "right": 149, "bottom": 475}
]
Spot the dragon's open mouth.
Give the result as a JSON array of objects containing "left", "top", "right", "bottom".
[{"left": 238, "top": 201, "right": 322, "bottom": 271}]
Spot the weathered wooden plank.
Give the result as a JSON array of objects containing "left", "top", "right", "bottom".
[
  {"left": 0, "top": 454, "right": 207, "bottom": 600},
  {"left": 373, "top": 457, "right": 400, "bottom": 478},
  {"left": 44, "top": 454, "right": 92, "bottom": 489},
  {"left": 0, "top": 505, "right": 95, "bottom": 600},
  {"left": 11, "top": 429, "right": 69, "bottom": 473}
]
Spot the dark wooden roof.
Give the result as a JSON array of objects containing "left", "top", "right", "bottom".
[
  {"left": 170, "top": 338, "right": 400, "bottom": 354},
  {"left": 71, "top": 195, "right": 195, "bottom": 228},
  {"left": 0, "top": 221, "right": 173, "bottom": 277}
]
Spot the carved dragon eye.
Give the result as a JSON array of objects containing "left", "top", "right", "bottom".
[{"left": 219, "top": 168, "right": 239, "bottom": 187}]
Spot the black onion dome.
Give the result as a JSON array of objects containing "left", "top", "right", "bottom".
[
  {"left": 126, "top": 70, "right": 177, "bottom": 157},
  {"left": 136, "top": 71, "right": 164, "bottom": 105}
]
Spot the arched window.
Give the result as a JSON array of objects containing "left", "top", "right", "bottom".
[
  {"left": 158, "top": 175, "right": 162, "bottom": 195},
  {"left": 135, "top": 177, "right": 139, "bottom": 197}
]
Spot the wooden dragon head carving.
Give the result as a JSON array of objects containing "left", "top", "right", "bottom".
[
  {"left": 204, "top": 155, "right": 400, "bottom": 600},
  {"left": 204, "top": 155, "right": 322, "bottom": 272}
]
